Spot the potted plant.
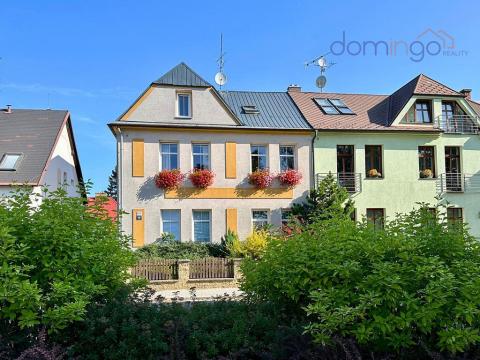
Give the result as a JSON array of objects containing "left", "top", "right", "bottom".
[
  {"left": 278, "top": 169, "right": 302, "bottom": 187},
  {"left": 248, "top": 169, "right": 274, "bottom": 189},
  {"left": 188, "top": 169, "right": 215, "bottom": 189},
  {"left": 154, "top": 169, "right": 185, "bottom": 190},
  {"left": 420, "top": 168, "right": 433, "bottom": 179},
  {"left": 367, "top": 168, "right": 382, "bottom": 178}
]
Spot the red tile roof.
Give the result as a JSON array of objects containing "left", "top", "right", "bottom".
[
  {"left": 290, "top": 74, "right": 469, "bottom": 131},
  {"left": 87, "top": 196, "right": 118, "bottom": 222}
]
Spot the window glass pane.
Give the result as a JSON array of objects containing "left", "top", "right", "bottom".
[
  {"left": 415, "top": 101, "right": 431, "bottom": 123},
  {"left": 178, "top": 94, "right": 190, "bottom": 117},
  {"left": 251, "top": 145, "right": 267, "bottom": 171},
  {"left": 0, "top": 154, "right": 20, "bottom": 170},
  {"left": 161, "top": 143, "right": 178, "bottom": 170},
  {"left": 252, "top": 210, "right": 269, "bottom": 229},
  {"left": 193, "top": 211, "right": 211, "bottom": 242},
  {"left": 367, "top": 209, "right": 384, "bottom": 230},
  {"left": 192, "top": 144, "right": 209, "bottom": 170},
  {"left": 279, "top": 145, "right": 295, "bottom": 171},
  {"left": 447, "top": 208, "right": 463, "bottom": 226},
  {"left": 161, "top": 210, "right": 180, "bottom": 240},
  {"left": 365, "top": 145, "right": 382, "bottom": 177},
  {"left": 418, "top": 146, "right": 435, "bottom": 177}
]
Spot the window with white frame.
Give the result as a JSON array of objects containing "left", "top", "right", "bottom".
[
  {"left": 192, "top": 144, "right": 209, "bottom": 170},
  {"left": 281, "top": 209, "right": 292, "bottom": 227},
  {"left": 193, "top": 210, "right": 211, "bottom": 242},
  {"left": 160, "top": 143, "right": 179, "bottom": 170},
  {"left": 161, "top": 210, "right": 180, "bottom": 241},
  {"left": 0, "top": 153, "right": 21, "bottom": 170},
  {"left": 252, "top": 210, "right": 269, "bottom": 229},
  {"left": 177, "top": 93, "right": 191, "bottom": 117},
  {"left": 279, "top": 145, "right": 295, "bottom": 171},
  {"left": 251, "top": 145, "right": 267, "bottom": 171}
]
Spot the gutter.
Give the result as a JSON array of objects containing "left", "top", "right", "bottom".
[{"left": 311, "top": 130, "right": 318, "bottom": 189}]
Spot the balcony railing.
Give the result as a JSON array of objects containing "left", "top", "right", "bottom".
[
  {"left": 439, "top": 173, "right": 480, "bottom": 193},
  {"left": 434, "top": 115, "right": 480, "bottom": 134},
  {"left": 317, "top": 172, "right": 362, "bottom": 194}
]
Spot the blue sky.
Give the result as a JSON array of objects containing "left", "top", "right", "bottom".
[{"left": 1, "top": 0, "right": 479, "bottom": 193}]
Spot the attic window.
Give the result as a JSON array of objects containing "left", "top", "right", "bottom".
[
  {"left": 0, "top": 153, "right": 21, "bottom": 170},
  {"left": 242, "top": 105, "right": 260, "bottom": 114},
  {"left": 314, "top": 98, "right": 354, "bottom": 115}
]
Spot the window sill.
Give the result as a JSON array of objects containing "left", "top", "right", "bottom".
[
  {"left": 175, "top": 116, "right": 192, "bottom": 120},
  {"left": 418, "top": 177, "right": 437, "bottom": 180},
  {"left": 365, "top": 177, "right": 384, "bottom": 180}
]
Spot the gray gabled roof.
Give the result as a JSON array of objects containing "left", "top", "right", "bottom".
[
  {"left": 0, "top": 109, "right": 80, "bottom": 185},
  {"left": 220, "top": 91, "right": 311, "bottom": 129},
  {"left": 153, "top": 62, "right": 212, "bottom": 87}
]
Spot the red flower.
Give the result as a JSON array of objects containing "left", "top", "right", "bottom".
[
  {"left": 189, "top": 169, "right": 215, "bottom": 189},
  {"left": 278, "top": 169, "right": 302, "bottom": 187},
  {"left": 248, "top": 169, "right": 274, "bottom": 189},
  {"left": 154, "top": 169, "right": 185, "bottom": 190}
]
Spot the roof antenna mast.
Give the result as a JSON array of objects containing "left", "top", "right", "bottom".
[
  {"left": 304, "top": 54, "right": 335, "bottom": 92},
  {"left": 214, "top": 33, "right": 227, "bottom": 89}
]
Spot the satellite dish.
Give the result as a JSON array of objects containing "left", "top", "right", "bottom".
[
  {"left": 215, "top": 72, "right": 227, "bottom": 86},
  {"left": 317, "top": 57, "right": 327, "bottom": 68},
  {"left": 316, "top": 75, "right": 327, "bottom": 89}
]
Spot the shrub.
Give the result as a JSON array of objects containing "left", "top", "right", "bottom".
[
  {"left": 189, "top": 169, "right": 215, "bottom": 189},
  {"left": 0, "top": 185, "right": 135, "bottom": 332},
  {"left": 278, "top": 169, "right": 302, "bottom": 187},
  {"left": 248, "top": 169, "right": 274, "bottom": 189},
  {"left": 154, "top": 169, "right": 185, "bottom": 190},
  {"left": 135, "top": 238, "right": 228, "bottom": 259},
  {"left": 227, "top": 229, "right": 271, "bottom": 259},
  {"left": 241, "top": 204, "right": 480, "bottom": 354}
]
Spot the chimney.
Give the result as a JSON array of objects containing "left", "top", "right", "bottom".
[
  {"left": 460, "top": 89, "right": 472, "bottom": 100},
  {"left": 5, "top": 105, "right": 12, "bottom": 113},
  {"left": 287, "top": 84, "right": 301, "bottom": 93}
]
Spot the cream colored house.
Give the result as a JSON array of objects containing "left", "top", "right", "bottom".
[
  {"left": 289, "top": 74, "right": 480, "bottom": 236},
  {"left": 109, "top": 63, "right": 313, "bottom": 246}
]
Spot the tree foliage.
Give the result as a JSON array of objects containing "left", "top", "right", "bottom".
[
  {"left": 105, "top": 167, "right": 118, "bottom": 200},
  {"left": 0, "top": 185, "right": 135, "bottom": 332},
  {"left": 241, "top": 203, "right": 480, "bottom": 354},
  {"left": 291, "top": 172, "right": 354, "bottom": 224}
]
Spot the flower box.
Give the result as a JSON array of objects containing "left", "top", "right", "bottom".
[
  {"left": 189, "top": 169, "right": 215, "bottom": 189},
  {"left": 248, "top": 169, "right": 274, "bottom": 189},
  {"left": 154, "top": 169, "right": 185, "bottom": 190},
  {"left": 278, "top": 169, "right": 302, "bottom": 187}
]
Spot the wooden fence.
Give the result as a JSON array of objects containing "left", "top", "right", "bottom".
[
  {"left": 132, "top": 259, "right": 179, "bottom": 281},
  {"left": 189, "top": 258, "right": 234, "bottom": 279}
]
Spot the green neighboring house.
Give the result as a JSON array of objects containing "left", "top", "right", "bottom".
[{"left": 289, "top": 74, "right": 480, "bottom": 236}]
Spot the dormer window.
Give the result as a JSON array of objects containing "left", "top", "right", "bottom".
[
  {"left": 402, "top": 100, "right": 432, "bottom": 124},
  {"left": 176, "top": 92, "right": 191, "bottom": 118},
  {"left": 0, "top": 153, "right": 21, "bottom": 170}
]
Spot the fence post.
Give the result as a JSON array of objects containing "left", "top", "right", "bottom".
[
  {"left": 177, "top": 259, "right": 190, "bottom": 287},
  {"left": 232, "top": 258, "right": 243, "bottom": 281}
]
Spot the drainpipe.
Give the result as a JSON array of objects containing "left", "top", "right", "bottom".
[
  {"left": 311, "top": 130, "right": 318, "bottom": 189},
  {"left": 118, "top": 128, "right": 123, "bottom": 212}
]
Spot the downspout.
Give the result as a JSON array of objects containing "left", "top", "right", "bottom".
[
  {"left": 311, "top": 130, "right": 318, "bottom": 189},
  {"left": 118, "top": 128, "right": 123, "bottom": 212}
]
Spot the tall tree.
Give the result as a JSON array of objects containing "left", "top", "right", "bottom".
[{"left": 105, "top": 167, "right": 118, "bottom": 200}]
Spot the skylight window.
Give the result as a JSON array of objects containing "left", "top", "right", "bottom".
[
  {"left": 242, "top": 105, "right": 260, "bottom": 114},
  {"left": 314, "top": 98, "right": 354, "bottom": 115},
  {"left": 0, "top": 153, "right": 21, "bottom": 170}
]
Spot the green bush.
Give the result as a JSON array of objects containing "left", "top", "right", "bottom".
[
  {"left": 135, "top": 238, "right": 229, "bottom": 259},
  {"left": 0, "top": 186, "right": 135, "bottom": 332},
  {"left": 241, "top": 205, "right": 480, "bottom": 354}
]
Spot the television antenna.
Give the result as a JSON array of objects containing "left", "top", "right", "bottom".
[
  {"left": 214, "top": 33, "right": 227, "bottom": 88},
  {"left": 304, "top": 54, "right": 335, "bottom": 92}
]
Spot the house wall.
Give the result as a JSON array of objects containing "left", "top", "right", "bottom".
[
  {"left": 120, "top": 128, "right": 312, "bottom": 245},
  {"left": 314, "top": 131, "right": 480, "bottom": 237},
  {"left": 42, "top": 125, "right": 80, "bottom": 197}
]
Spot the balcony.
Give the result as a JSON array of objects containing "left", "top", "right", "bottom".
[
  {"left": 434, "top": 115, "right": 480, "bottom": 134},
  {"left": 317, "top": 172, "right": 362, "bottom": 194},
  {"left": 439, "top": 173, "right": 480, "bottom": 193}
]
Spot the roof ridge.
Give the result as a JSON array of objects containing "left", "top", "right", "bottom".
[{"left": 414, "top": 74, "right": 461, "bottom": 95}]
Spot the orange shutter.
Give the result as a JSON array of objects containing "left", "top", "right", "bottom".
[
  {"left": 132, "top": 208, "right": 145, "bottom": 247},
  {"left": 226, "top": 208, "right": 238, "bottom": 233},
  {"left": 132, "top": 139, "right": 144, "bottom": 177},
  {"left": 225, "top": 142, "right": 237, "bottom": 178}
]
